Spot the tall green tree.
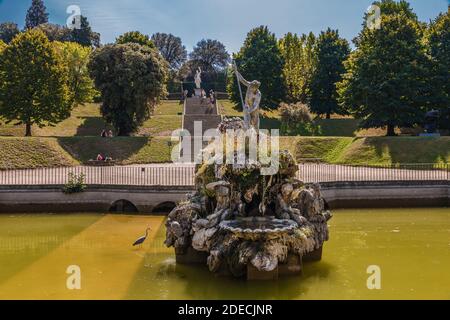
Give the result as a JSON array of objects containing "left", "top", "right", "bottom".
[
  {"left": 70, "top": 15, "right": 100, "bottom": 47},
  {"left": 279, "top": 32, "right": 316, "bottom": 103},
  {"left": 0, "top": 29, "right": 70, "bottom": 136},
  {"left": 151, "top": 33, "right": 187, "bottom": 70},
  {"left": 116, "top": 31, "right": 154, "bottom": 49},
  {"left": 426, "top": 7, "right": 450, "bottom": 131},
  {"left": 54, "top": 41, "right": 97, "bottom": 107},
  {"left": 228, "top": 26, "right": 285, "bottom": 109},
  {"left": 189, "top": 39, "right": 230, "bottom": 72},
  {"left": 309, "top": 28, "right": 350, "bottom": 118},
  {"left": 36, "top": 23, "right": 71, "bottom": 42},
  {"left": 89, "top": 43, "right": 168, "bottom": 136},
  {"left": 337, "top": 1, "right": 428, "bottom": 136},
  {"left": 0, "top": 22, "right": 20, "bottom": 44},
  {"left": 25, "top": 0, "right": 49, "bottom": 30}
]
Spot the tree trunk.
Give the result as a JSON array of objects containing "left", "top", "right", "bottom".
[
  {"left": 386, "top": 124, "right": 396, "bottom": 136},
  {"left": 25, "top": 123, "right": 32, "bottom": 137},
  {"left": 326, "top": 112, "right": 331, "bottom": 119}
]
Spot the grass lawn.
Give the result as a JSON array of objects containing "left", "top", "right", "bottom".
[
  {"left": 0, "top": 99, "right": 449, "bottom": 169},
  {"left": 0, "top": 137, "right": 79, "bottom": 169},
  {"left": 281, "top": 136, "right": 450, "bottom": 165},
  {"left": 58, "top": 136, "right": 173, "bottom": 164}
]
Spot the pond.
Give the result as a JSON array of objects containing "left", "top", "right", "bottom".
[{"left": 0, "top": 208, "right": 448, "bottom": 300}]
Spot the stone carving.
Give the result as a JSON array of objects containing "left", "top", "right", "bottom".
[
  {"left": 164, "top": 120, "right": 333, "bottom": 279},
  {"left": 194, "top": 67, "right": 202, "bottom": 89},
  {"left": 233, "top": 64, "right": 261, "bottom": 131}
]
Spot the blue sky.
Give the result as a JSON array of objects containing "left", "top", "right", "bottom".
[{"left": 0, "top": 0, "right": 448, "bottom": 53}]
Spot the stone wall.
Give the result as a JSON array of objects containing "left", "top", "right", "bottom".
[{"left": 0, "top": 181, "right": 448, "bottom": 214}]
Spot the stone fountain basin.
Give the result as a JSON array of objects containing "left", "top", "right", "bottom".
[{"left": 219, "top": 217, "right": 298, "bottom": 240}]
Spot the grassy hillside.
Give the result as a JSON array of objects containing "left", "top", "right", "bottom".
[
  {"left": 0, "top": 100, "right": 448, "bottom": 169},
  {"left": 0, "top": 137, "right": 78, "bottom": 169},
  {"left": 282, "top": 136, "right": 450, "bottom": 165},
  {"left": 1, "top": 136, "right": 448, "bottom": 169},
  {"left": 58, "top": 136, "right": 173, "bottom": 164},
  {"left": 0, "top": 101, "right": 182, "bottom": 138}
]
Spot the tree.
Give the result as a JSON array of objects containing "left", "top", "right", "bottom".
[
  {"left": 189, "top": 39, "right": 230, "bottom": 72},
  {"left": 337, "top": 1, "right": 428, "bottom": 136},
  {"left": 426, "top": 7, "right": 450, "bottom": 131},
  {"left": 0, "top": 22, "right": 20, "bottom": 44},
  {"left": 54, "top": 41, "right": 97, "bottom": 106},
  {"left": 151, "top": 33, "right": 187, "bottom": 70},
  {"left": 0, "top": 40, "right": 6, "bottom": 52},
  {"left": 25, "top": 0, "right": 49, "bottom": 30},
  {"left": 36, "top": 23, "right": 71, "bottom": 42},
  {"left": 70, "top": 15, "right": 100, "bottom": 47},
  {"left": 279, "top": 32, "right": 316, "bottom": 103},
  {"left": 116, "top": 31, "right": 154, "bottom": 49},
  {"left": 0, "top": 29, "right": 70, "bottom": 136},
  {"left": 309, "top": 28, "right": 350, "bottom": 118},
  {"left": 89, "top": 43, "right": 168, "bottom": 136},
  {"left": 228, "top": 26, "right": 285, "bottom": 109}
]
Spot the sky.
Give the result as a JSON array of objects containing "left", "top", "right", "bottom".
[{"left": 0, "top": 0, "right": 448, "bottom": 53}]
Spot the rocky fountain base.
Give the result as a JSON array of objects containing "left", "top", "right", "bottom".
[{"left": 165, "top": 122, "right": 332, "bottom": 280}]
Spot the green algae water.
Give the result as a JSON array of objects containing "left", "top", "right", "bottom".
[{"left": 0, "top": 208, "right": 449, "bottom": 300}]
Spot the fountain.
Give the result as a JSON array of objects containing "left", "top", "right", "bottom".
[
  {"left": 165, "top": 69, "right": 332, "bottom": 280},
  {"left": 164, "top": 143, "right": 332, "bottom": 279}
]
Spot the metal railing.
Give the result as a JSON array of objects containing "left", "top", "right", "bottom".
[
  {"left": 296, "top": 163, "right": 449, "bottom": 183},
  {"left": 0, "top": 163, "right": 448, "bottom": 187}
]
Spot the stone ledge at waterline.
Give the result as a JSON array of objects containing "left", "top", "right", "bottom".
[{"left": 0, "top": 181, "right": 448, "bottom": 213}]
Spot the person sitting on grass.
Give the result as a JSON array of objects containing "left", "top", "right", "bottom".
[
  {"left": 96, "top": 154, "right": 104, "bottom": 161},
  {"left": 101, "top": 130, "right": 107, "bottom": 137},
  {"left": 108, "top": 130, "right": 113, "bottom": 137}
]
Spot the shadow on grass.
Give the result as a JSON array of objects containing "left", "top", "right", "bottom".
[
  {"left": 57, "top": 136, "right": 149, "bottom": 164},
  {"left": 75, "top": 117, "right": 112, "bottom": 137},
  {"left": 362, "top": 136, "right": 450, "bottom": 165}
]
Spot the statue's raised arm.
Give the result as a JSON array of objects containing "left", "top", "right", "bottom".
[{"left": 233, "top": 65, "right": 251, "bottom": 87}]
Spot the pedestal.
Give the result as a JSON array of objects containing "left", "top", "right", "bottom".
[
  {"left": 303, "top": 246, "right": 323, "bottom": 262},
  {"left": 194, "top": 88, "right": 202, "bottom": 97},
  {"left": 176, "top": 246, "right": 208, "bottom": 265}
]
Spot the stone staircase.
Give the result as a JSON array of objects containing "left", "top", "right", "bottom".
[{"left": 181, "top": 97, "right": 222, "bottom": 162}]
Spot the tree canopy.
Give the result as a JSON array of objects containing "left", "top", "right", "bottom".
[
  {"left": 426, "top": 7, "right": 450, "bottom": 130},
  {"left": 70, "top": 15, "right": 100, "bottom": 47},
  {"left": 309, "top": 28, "right": 350, "bottom": 118},
  {"left": 89, "top": 43, "right": 168, "bottom": 136},
  {"left": 228, "top": 26, "right": 285, "bottom": 109},
  {"left": 0, "top": 22, "right": 20, "bottom": 44},
  {"left": 279, "top": 32, "right": 316, "bottom": 104},
  {"left": 189, "top": 39, "right": 230, "bottom": 72},
  {"left": 116, "top": 31, "right": 154, "bottom": 49},
  {"left": 0, "top": 29, "right": 70, "bottom": 136},
  {"left": 54, "top": 41, "right": 97, "bottom": 107},
  {"left": 25, "top": 0, "right": 49, "bottom": 30},
  {"left": 151, "top": 33, "right": 187, "bottom": 70},
  {"left": 338, "top": 3, "right": 428, "bottom": 136}
]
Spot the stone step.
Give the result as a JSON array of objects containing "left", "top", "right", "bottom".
[
  {"left": 182, "top": 114, "right": 222, "bottom": 136},
  {"left": 184, "top": 97, "right": 218, "bottom": 115}
]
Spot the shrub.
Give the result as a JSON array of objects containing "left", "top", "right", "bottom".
[
  {"left": 279, "top": 102, "right": 320, "bottom": 136},
  {"left": 63, "top": 172, "right": 86, "bottom": 194}
]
